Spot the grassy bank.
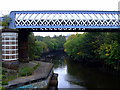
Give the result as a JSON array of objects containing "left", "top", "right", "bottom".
[{"left": 2, "top": 61, "right": 41, "bottom": 86}]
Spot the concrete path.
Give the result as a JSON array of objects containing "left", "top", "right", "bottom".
[{"left": 8, "top": 61, "right": 53, "bottom": 88}]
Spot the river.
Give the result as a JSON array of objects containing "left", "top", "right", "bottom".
[{"left": 51, "top": 52, "right": 120, "bottom": 89}]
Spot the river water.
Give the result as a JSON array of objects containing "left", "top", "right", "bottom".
[{"left": 51, "top": 52, "right": 120, "bottom": 89}]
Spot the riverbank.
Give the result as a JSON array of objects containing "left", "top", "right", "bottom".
[
  {"left": 67, "top": 57, "right": 120, "bottom": 76},
  {"left": 34, "top": 49, "right": 120, "bottom": 76},
  {"left": 36, "top": 50, "right": 120, "bottom": 76},
  {"left": 34, "top": 49, "right": 65, "bottom": 62},
  {"left": 2, "top": 61, "right": 56, "bottom": 89}
]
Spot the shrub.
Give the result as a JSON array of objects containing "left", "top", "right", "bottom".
[
  {"left": 2, "top": 15, "right": 11, "bottom": 29},
  {"left": 2, "top": 81, "right": 8, "bottom": 85},
  {"left": 0, "top": 85, "right": 6, "bottom": 90},
  {"left": 2, "top": 68, "right": 7, "bottom": 74},
  {"left": 33, "top": 63, "right": 40, "bottom": 70},
  {"left": 19, "top": 66, "right": 33, "bottom": 76}
]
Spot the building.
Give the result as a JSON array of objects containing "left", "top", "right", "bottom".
[{"left": 2, "top": 32, "right": 18, "bottom": 61}]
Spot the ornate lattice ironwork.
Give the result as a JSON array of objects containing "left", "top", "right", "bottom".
[{"left": 9, "top": 11, "right": 120, "bottom": 29}]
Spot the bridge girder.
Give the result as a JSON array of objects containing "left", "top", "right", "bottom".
[{"left": 9, "top": 11, "right": 120, "bottom": 29}]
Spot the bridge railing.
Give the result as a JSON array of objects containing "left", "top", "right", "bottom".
[{"left": 9, "top": 11, "right": 120, "bottom": 29}]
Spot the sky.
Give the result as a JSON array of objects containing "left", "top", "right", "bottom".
[
  {"left": 0, "top": 0, "right": 119, "bottom": 12},
  {"left": 33, "top": 32, "right": 83, "bottom": 37},
  {"left": 0, "top": 0, "right": 119, "bottom": 36}
]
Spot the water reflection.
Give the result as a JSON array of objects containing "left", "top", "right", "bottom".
[
  {"left": 53, "top": 54, "right": 86, "bottom": 89},
  {"left": 52, "top": 53, "right": 120, "bottom": 89}
]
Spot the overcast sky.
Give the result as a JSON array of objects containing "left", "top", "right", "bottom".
[
  {"left": 33, "top": 32, "right": 83, "bottom": 37},
  {"left": 0, "top": 0, "right": 119, "bottom": 36},
  {"left": 0, "top": 0, "right": 119, "bottom": 12}
]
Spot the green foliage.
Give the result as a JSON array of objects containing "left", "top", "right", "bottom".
[
  {"left": 34, "top": 41, "right": 48, "bottom": 56},
  {"left": 0, "top": 75, "right": 2, "bottom": 80},
  {"left": 34, "top": 35, "right": 66, "bottom": 57},
  {"left": 1, "top": 86, "right": 6, "bottom": 90},
  {"left": 53, "top": 35, "right": 66, "bottom": 48},
  {"left": 35, "top": 36, "right": 44, "bottom": 41},
  {"left": 64, "top": 32, "right": 120, "bottom": 70},
  {"left": 42, "top": 36, "right": 56, "bottom": 51},
  {"left": 28, "top": 33, "right": 66, "bottom": 59},
  {"left": 0, "top": 21, "right": 2, "bottom": 26},
  {"left": 97, "top": 33, "right": 120, "bottom": 68},
  {"left": 2, "top": 68, "right": 18, "bottom": 83},
  {"left": 2, "top": 81, "right": 8, "bottom": 85},
  {"left": 64, "top": 33, "right": 101, "bottom": 60},
  {"left": 34, "top": 55, "right": 40, "bottom": 59},
  {"left": 33, "top": 63, "right": 40, "bottom": 70},
  {"left": 19, "top": 66, "right": 33, "bottom": 76},
  {"left": 0, "top": 85, "right": 2, "bottom": 90},
  {"left": 64, "top": 34, "right": 86, "bottom": 59},
  {"left": 2, "top": 63, "right": 40, "bottom": 85},
  {"left": 28, "top": 32, "right": 36, "bottom": 60},
  {"left": 2, "top": 15, "right": 11, "bottom": 29},
  {"left": 2, "top": 68, "right": 7, "bottom": 74},
  {"left": 19, "top": 62, "right": 40, "bottom": 76}
]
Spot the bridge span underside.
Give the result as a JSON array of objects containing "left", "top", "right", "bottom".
[{"left": 18, "top": 28, "right": 120, "bottom": 32}]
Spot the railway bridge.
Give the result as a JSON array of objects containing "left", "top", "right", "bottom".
[{"left": 2, "top": 11, "right": 120, "bottom": 66}]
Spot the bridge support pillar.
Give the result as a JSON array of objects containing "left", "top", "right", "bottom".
[
  {"left": 2, "top": 30, "right": 19, "bottom": 69},
  {"left": 18, "top": 30, "right": 29, "bottom": 63}
]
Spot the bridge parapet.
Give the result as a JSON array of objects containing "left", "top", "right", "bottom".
[{"left": 9, "top": 11, "right": 120, "bottom": 29}]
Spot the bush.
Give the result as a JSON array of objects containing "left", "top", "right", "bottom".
[
  {"left": 33, "top": 63, "right": 40, "bottom": 70},
  {"left": 19, "top": 66, "right": 33, "bottom": 76},
  {"left": 2, "top": 15, "right": 11, "bottom": 29},
  {"left": 34, "top": 55, "right": 40, "bottom": 59},
  {"left": 2, "top": 81, "right": 8, "bottom": 85},
  {"left": 0, "top": 85, "right": 6, "bottom": 90},
  {"left": 2, "top": 68, "right": 7, "bottom": 74}
]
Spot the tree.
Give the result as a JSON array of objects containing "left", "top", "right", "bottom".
[
  {"left": 2, "top": 15, "right": 11, "bottom": 29},
  {"left": 97, "top": 32, "right": 120, "bottom": 69},
  {"left": 34, "top": 41, "right": 48, "bottom": 57},
  {"left": 28, "top": 32, "right": 36, "bottom": 60},
  {"left": 64, "top": 32, "right": 120, "bottom": 70}
]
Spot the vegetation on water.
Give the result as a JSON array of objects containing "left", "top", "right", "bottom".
[
  {"left": 64, "top": 32, "right": 120, "bottom": 71},
  {"left": 28, "top": 33, "right": 66, "bottom": 60}
]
